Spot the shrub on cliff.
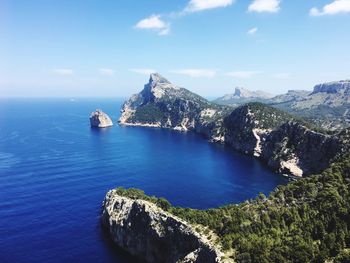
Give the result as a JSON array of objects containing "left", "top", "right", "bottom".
[{"left": 115, "top": 155, "right": 350, "bottom": 262}]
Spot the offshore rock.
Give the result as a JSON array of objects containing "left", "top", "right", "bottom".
[{"left": 90, "top": 109, "right": 113, "bottom": 128}]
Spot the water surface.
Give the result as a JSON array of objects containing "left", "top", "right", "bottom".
[{"left": 0, "top": 98, "right": 287, "bottom": 263}]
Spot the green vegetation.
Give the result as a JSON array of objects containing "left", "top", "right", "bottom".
[
  {"left": 115, "top": 155, "right": 350, "bottom": 262},
  {"left": 130, "top": 104, "right": 166, "bottom": 123},
  {"left": 273, "top": 102, "right": 350, "bottom": 132},
  {"left": 241, "top": 102, "right": 295, "bottom": 129},
  {"left": 225, "top": 102, "right": 335, "bottom": 135}
]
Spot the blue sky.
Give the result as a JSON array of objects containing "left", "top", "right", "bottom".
[{"left": 1, "top": 0, "right": 350, "bottom": 97}]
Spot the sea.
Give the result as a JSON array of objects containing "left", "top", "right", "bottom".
[{"left": 0, "top": 98, "right": 287, "bottom": 263}]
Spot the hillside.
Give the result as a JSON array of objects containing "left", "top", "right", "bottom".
[
  {"left": 106, "top": 155, "right": 350, "bottom": 262},
  {"left": 119, "top": 74, "right": 348, "bottom": 177},
  {"left": 214, "top": 80, "right": 350, "bottom": 130}
]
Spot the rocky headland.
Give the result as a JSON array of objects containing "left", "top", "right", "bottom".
[
  {"left": 119, "top": 73, "right": 349, "bottom": 177},
  {"left": 102, "top": 156, "right": 350, "bottom": 263},
  {"left": 101, "top": 189, "right": 225, "bottom": 263},
  {"left": 104, "top": 74, "right": 350, "bottom": 262}
]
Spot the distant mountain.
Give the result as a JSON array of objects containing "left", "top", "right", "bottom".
[
  {"left": 268, "top": 90, "right": 310, "bottom": 104},
  {"left": 214, "top": 81, "right": 350, "bottom": 130},
  {"left": 270, "top": 80, "right": 350, "bottom": 130},
  {"left": 213, "top": 87, "right": 273, "bottom": 106},
  {"left": 119, "top": 73, "right": 349, "bottom": 177}
]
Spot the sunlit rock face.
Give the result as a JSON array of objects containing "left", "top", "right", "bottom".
[
  {"left": 90, "top": 109, "right": 113, "bottom": 128},
  {"left": 101, "top": 190, "right": 223, "bottom": 263}
]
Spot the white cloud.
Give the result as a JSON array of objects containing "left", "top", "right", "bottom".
[
  {"left": 226, "top": 71, "right": 260, "bottom": 79},
  {"left": 184, "top": 0, "right": 234, "bottom": 13},
  {"left": 53, "top": 69, "right": 74, "bottom": 75},
  {"left": 170, "top": 69, "right": 216, "bottom": 78},
  {"left": 247, "top": 27, "right": 258, "bottom": 35},
  {"left": 310, "top": 0, "right": 350, "bottom": 16},
  {"left": 99, "top": 68, "right": 114, "bottom": 76},
  {"left": 130, "top": 68, "right": 156, "bottom": 75},
  {"left": 135, "top": 15, "right": 170, "bottom": 35},
  {"left": 248, "top": 0, "right": 280, "bottom": 13}
]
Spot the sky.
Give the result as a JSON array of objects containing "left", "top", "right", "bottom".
[{"left": 1, "top": 0, "right": 350, "bottom": 98}]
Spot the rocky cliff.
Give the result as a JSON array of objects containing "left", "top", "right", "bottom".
[
  {"left": 261, "top": 122, "right": 342, "bottom": 176},
  {"left": 119, "top": 74, "right": 348, "bottom": 177},
  {"left": 101, "top": 189, "right": 224, "bottom": 263},
  {"left": 90, "top": 109, "right": 113, "bottom": 128},
  {"left": 119, "top": 73, "right": 228, "bottom": 140},
  {"left": 101, "top": 158, "right": 350, "bottom": 263}
]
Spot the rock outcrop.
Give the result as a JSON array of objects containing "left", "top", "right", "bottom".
[
  {"left": 101, "top": 189, "right": 223, "bottom": 263},
  {"left": 119, "top": 74, "right": 348, "bottom": 177},
  {"left": 312, "top": 80, "right": 350, "bottom": 95},
  {"left": 119, "top": 73, "right": 227, "bottom": 138},
  {"left": 90, "top": 109, "right": 113, "bottom": 128},
  {"left": 261, "top": 122, "right": 342, "bottom": 176},
  {"left": 214, "top": 87, "right": 273, "bottom": 107}
]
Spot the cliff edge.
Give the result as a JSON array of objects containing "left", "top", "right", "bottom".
[{"left": 101, "top": 189, "right": 225, "bottom": 263}]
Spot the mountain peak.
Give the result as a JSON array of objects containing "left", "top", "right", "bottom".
[
  {"left": 149, "top": 73, "right": 171, "bottom": 85},
  {"left": 233, "top": 87, "right": 273, "bottom": 99}
]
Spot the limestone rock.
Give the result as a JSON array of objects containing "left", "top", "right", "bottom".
[
  {"left": 213, "top": 87, "right": 273, "bottom": 107},
  {"left": 101, "top": 190, "right": 223, "bottom": 263},
  {"left": 119, "top": 73, "right": 227, "bottom": 139},
  {"left": 90, "top": 109, "right": 113, "bottom": 128}
]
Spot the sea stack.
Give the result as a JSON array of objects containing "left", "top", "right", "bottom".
[{"left": 90, "top": 109, "right": 113, "bottom": 128}]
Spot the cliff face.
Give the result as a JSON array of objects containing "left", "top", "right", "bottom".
[
  {"left": 223, "top": 103, "right": 293, "bottom": 157},
  {"left": 119, "top": 73, "right": 227, "bottom": 139},
  {"left": 261, "top": 122, "right": 341, "bottom": 176},
  {"left": 101, "top": 190, "right": 223, "bottom": 263},
  {"left": 90, "top": 109, "right": 113, "bottom": 128},
  {"left": 119, "top": 74, "right": 348, "bottom": 177}
]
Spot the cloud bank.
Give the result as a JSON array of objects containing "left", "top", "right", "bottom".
[{"left": 310, "top": 0, "right": 350, "bottom": 16}]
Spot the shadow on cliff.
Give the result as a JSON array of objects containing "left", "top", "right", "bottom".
[{"left": 99, "top": 224, "right": 146, "bottom": 263}]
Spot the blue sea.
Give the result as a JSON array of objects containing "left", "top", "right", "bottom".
[{"left": 0, "top": 98, "right": 287, "bottom": 263}]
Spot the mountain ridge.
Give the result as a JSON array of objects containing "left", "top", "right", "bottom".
[
  {"left": 214, "top": 80, "right": 350, "bottom": 130},
  {"left": 119, "top": 73, "right": 349, "bottom": 177}
]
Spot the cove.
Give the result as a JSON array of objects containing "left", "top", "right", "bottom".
[{"left": 0, "top": 98, "right": 287, "bottom": 263}]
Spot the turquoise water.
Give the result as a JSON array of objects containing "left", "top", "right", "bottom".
[{"left": 0, "top": 98, "right": 287, "bottom": 262}]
